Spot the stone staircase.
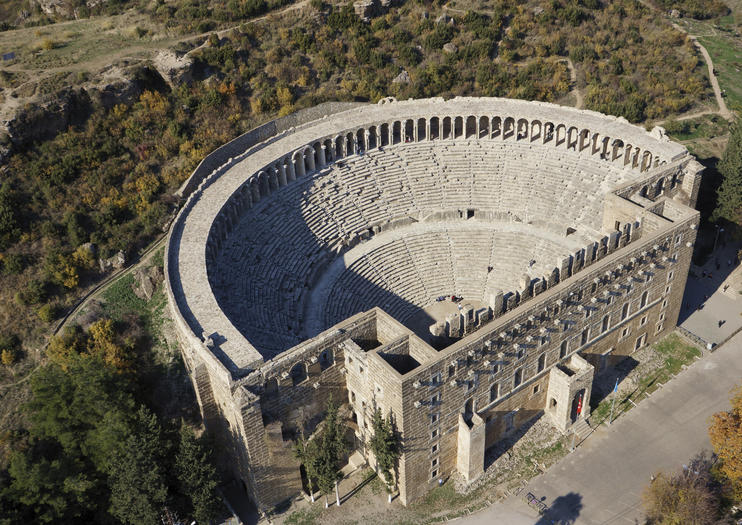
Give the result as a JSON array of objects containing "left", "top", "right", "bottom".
[{"left": 571, "top": 417, "right": 593, "bottom": 442}]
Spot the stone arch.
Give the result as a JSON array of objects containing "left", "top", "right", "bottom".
[
  {"left": 597, "top": 135, "right": 609, "bottom": 159},
  {"left": 404, "top": 119, "right": 414, "bottom": 142},
  {"left": 368, "top": 125, "right": 378, "bottom": 149},
  {"left": 491, "top": 116, "right": 502, "bottom": 138},
  {"left": 292, "top": 150, "right": 304, "bottom": 177},
  {"left": 345, "top": 132, "right": 354, "bottom": 155},
  {"left": 290, "top": 363, "right": 307, "bottom": 386},
  {"left": 454, "top": 116, "right": 464, "bottom": 138},
  {"left": 442, "top": 116, "right": 452, "bottom": 139},
  {"left": 430, "top": 117, "right": 440, "bottom": 140},
  {"left": 543, "top": 122, "right": 555, "bottom": 143},
  {"left": 319, "top": 349, "right": 334, "bottom": 370},
  {"left": 465, "top": 115, "right": 477, "bottom": 138},
  {"left": 639, "top": 185, "right": 648, "bottom": 198},
  {"left": 303, "top": 146, "right": 315, "bottom": 172},
  {"left": 334, "top": 135, "right": 344, "bottom": 159},
  {"left": 566, "top": 126, "right": 579, "bottom": 150},
  {"left": 479, "top": 116, "right": 489, "bottom": 138},
  {"left": 579, "top": 129, "right": 591, "bottom": 152},
  {"left": 416, "top": 118, "right": 426, "bottom": 141},
  {"left": 268, "top": 167, "right": 279, "bottom": 192},
  {"left": 670, "top": 171, "right": 678, "bottom": 189},
  {"left": 611, "top": 139, "right": 624, "bottom": 162},
  {"left": 641, "top": 150, "right": 652, "bottom": 172},
  {"left": 631, "top": 148, "right": 641, "bottom": 169},
  {"left": 503, "top": 117, "right": 515, "bottom": 140},
  {"left": 250, "top": 177, "right": 260, "bottom": 202},
  {"left": 623, "top": 144, "right": 633, "bottom": 167},
  {"left": 392, "top": 121, "right": 402, "bottom": 144},
  {"left": 516, "top": 118, "right": 529, "bottom": 140},
  {"left": 257, "top": 170, "right": 270, "bottom": 197},
  {"left": 380, "top": 123, "right": 390, "bottom": 146},
  {"left": 264, "top": 377, "right": 279, "bottom": 398},
  {"left": 312, "top": 141, "right": 322, "bottom": 168},
  {"left": 356, "top": 129, "right": 366, "bottom": 152},
  {"left": 323, "top": 139, "right": 334, "bottom": 163},
  {"left": 530, "top": 120, "right": 542, "bottom": 142},
  {"left": 555, "top": 123, "right": 566, "bottom": 146},
  {"left": 655, "top": 177, "right": 664, "bottom": 196}
]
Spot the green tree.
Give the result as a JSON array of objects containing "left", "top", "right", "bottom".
[
  {"left": 642, "top": 453, "right": 721, "bottom": 525},
  {"left": 174, "top": 424, "right": 221, "bottom": 523},
  {"left": 369, "top": 408, "right": 401, "bottom": 502},
  {"left": 0, "top": 182, "right": 19, "bottom": 249},
  {"left": 295, "top": 434, "right": 321, "bottom": 503},
  {"left": 709, "top": 385, "right": 742, "bottom": 499},
  {"left": 108, "top": 407, "right": 168, "bottom": 524},
  {"left": 712, "top": 120, "right": 742, "bottom": 228},
  {"left": 312, "top": 399, "right": 347, "bottom": 507}
]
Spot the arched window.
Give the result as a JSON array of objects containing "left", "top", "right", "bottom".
[
  {"left": 640, "top": 291, "right": 649, "bottom": 309},
  {"left": 319, "top": 349, "right": 334, "bottom": 371},
  {"left": 290, "top": 363, "right": 307, "bottom": 386},
  {"left": 560, "top": 340, "right": 568, "bottom": 359},
  {"left": 601, "top": 315, "right": 610, "bottom": 333},
  {"left": 537, "top": 353, "right": 546, "bottom": 373},
  {"left": 264, "top": 378, "right": 278, "bottom": 398}
]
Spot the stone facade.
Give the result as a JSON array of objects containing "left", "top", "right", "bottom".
[{"left": 165, "top": 97, "right": 701, "bottom": 513}]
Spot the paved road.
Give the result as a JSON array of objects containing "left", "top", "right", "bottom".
[
  {"left": 466, "top": 331, "right": 742, "bottom": 525},
  {"left": 679, "top": 242, "right": 742, "bottom": 345}
]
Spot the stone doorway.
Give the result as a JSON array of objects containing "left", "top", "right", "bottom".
[{"left": 570, "top": 388, "right": 586, "bottom": 423}]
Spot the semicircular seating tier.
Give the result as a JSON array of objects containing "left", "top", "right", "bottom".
[{"left": 211, "top": 139, "right": 636, "bottom": 357}]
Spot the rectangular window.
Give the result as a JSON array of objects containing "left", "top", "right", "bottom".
[
  {"left": 667, "top": 271, "right": 674, "bottom": 281},
  {"left": 350, "top": 391, "right": 356, "bottom": 403},
  {"left": 640, "top": 315, "right": 647, "bottom": 327},
  {"left": 656, "top": 323, "right": 664, "bottom": 333},
  {"left": 665, "top": 285, "right": 671, "bottom": 295},
  {"left": 513, "top": 368, "right": 522, "bottom": 388},
  {"left": 431, "top": 444, "right": 438, "bottom": 454},
  {"left": 537, "top": 353, "right": 546, "bottom": 373},
  {"left": 621, "top": 302, "right": 630, "bottom": 320},
  {"left": 635, "top": 334, "right": 646, "bottom": 350},
  {"left": 431, "top": 393, "right": 441, "bottom": 405},
  {"left": 431, "top": 458, "right": 438, "bottom": 468},
  {"left": 601, "top": 315, "right": 610, "bottom": 333},
  {"left": 560, "top": 340, "right": 568, "bottom": 359},
  {"left": 431, "top": 469, "right": 438, "bottom": 480},
  {"left": 659, "top": 312, "right": 665, "bottom": 322},
  {"left": 532, "top": 384, "right": 540, "bottom": 395},
  {"left": 621, "top": 326, "right": 630, "bottom": 340},
  {"left": 448, "top": 364, "right": 455, "bottom": 378},
  {"left": 517, "top": 348, "right": 525, "bottom": 360},
  {"left": 431, "top": 429, "right": 438, "bottom": 439},
  {"left": 585, "top": 308, "right": 591, "bottom": 319},
  {"left": 431, "top": 413, "right": 439, "bottom": 424},
  {"left": 431, "top": 373, "right": 442, "bottom": 386},
  {"left": 581, "top": 328, "right": 589, "bottom": 346},
  {"left": 489, "top": 383, "right": 499, "bottom": 403}
]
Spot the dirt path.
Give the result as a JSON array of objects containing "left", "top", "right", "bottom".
[
  {"left": 563, "top": 57, "right": 582, "bottom": 109},
  {"left": 685, "top": 32, "right": 733, "bottom": 120}
]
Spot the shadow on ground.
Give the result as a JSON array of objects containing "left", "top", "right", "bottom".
[{"left": 536, "top": 492, "right": 583, "bottom": 525}]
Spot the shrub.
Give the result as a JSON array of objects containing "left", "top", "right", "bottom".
[{"left": 37, "top": 303, "right": 58, "bottom": 323}]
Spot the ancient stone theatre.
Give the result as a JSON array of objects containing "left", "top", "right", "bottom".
[{"left": 165, "top": 97, "right": 702, "bottom": 512}]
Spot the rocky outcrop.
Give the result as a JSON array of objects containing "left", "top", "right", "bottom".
[
  {"left": 152, "top": 50, "right": 194, "bottom": 88},
  {"left": 3, "top": 87, "right": 92, "bottom": 149},
  {"left": 132, "top": 265, "right": 164, "bottom": 301},
  {"left": 99, "top": 250, "right": 126, "bottom": 273}
]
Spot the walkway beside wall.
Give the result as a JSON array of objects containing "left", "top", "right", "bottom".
[{"left": 466, "top": 328, "right": 742, "bottom": 525}]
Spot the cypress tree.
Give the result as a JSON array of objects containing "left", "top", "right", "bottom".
[{"left": 712, "top": 120, "right": 742, "bottom": 227}]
